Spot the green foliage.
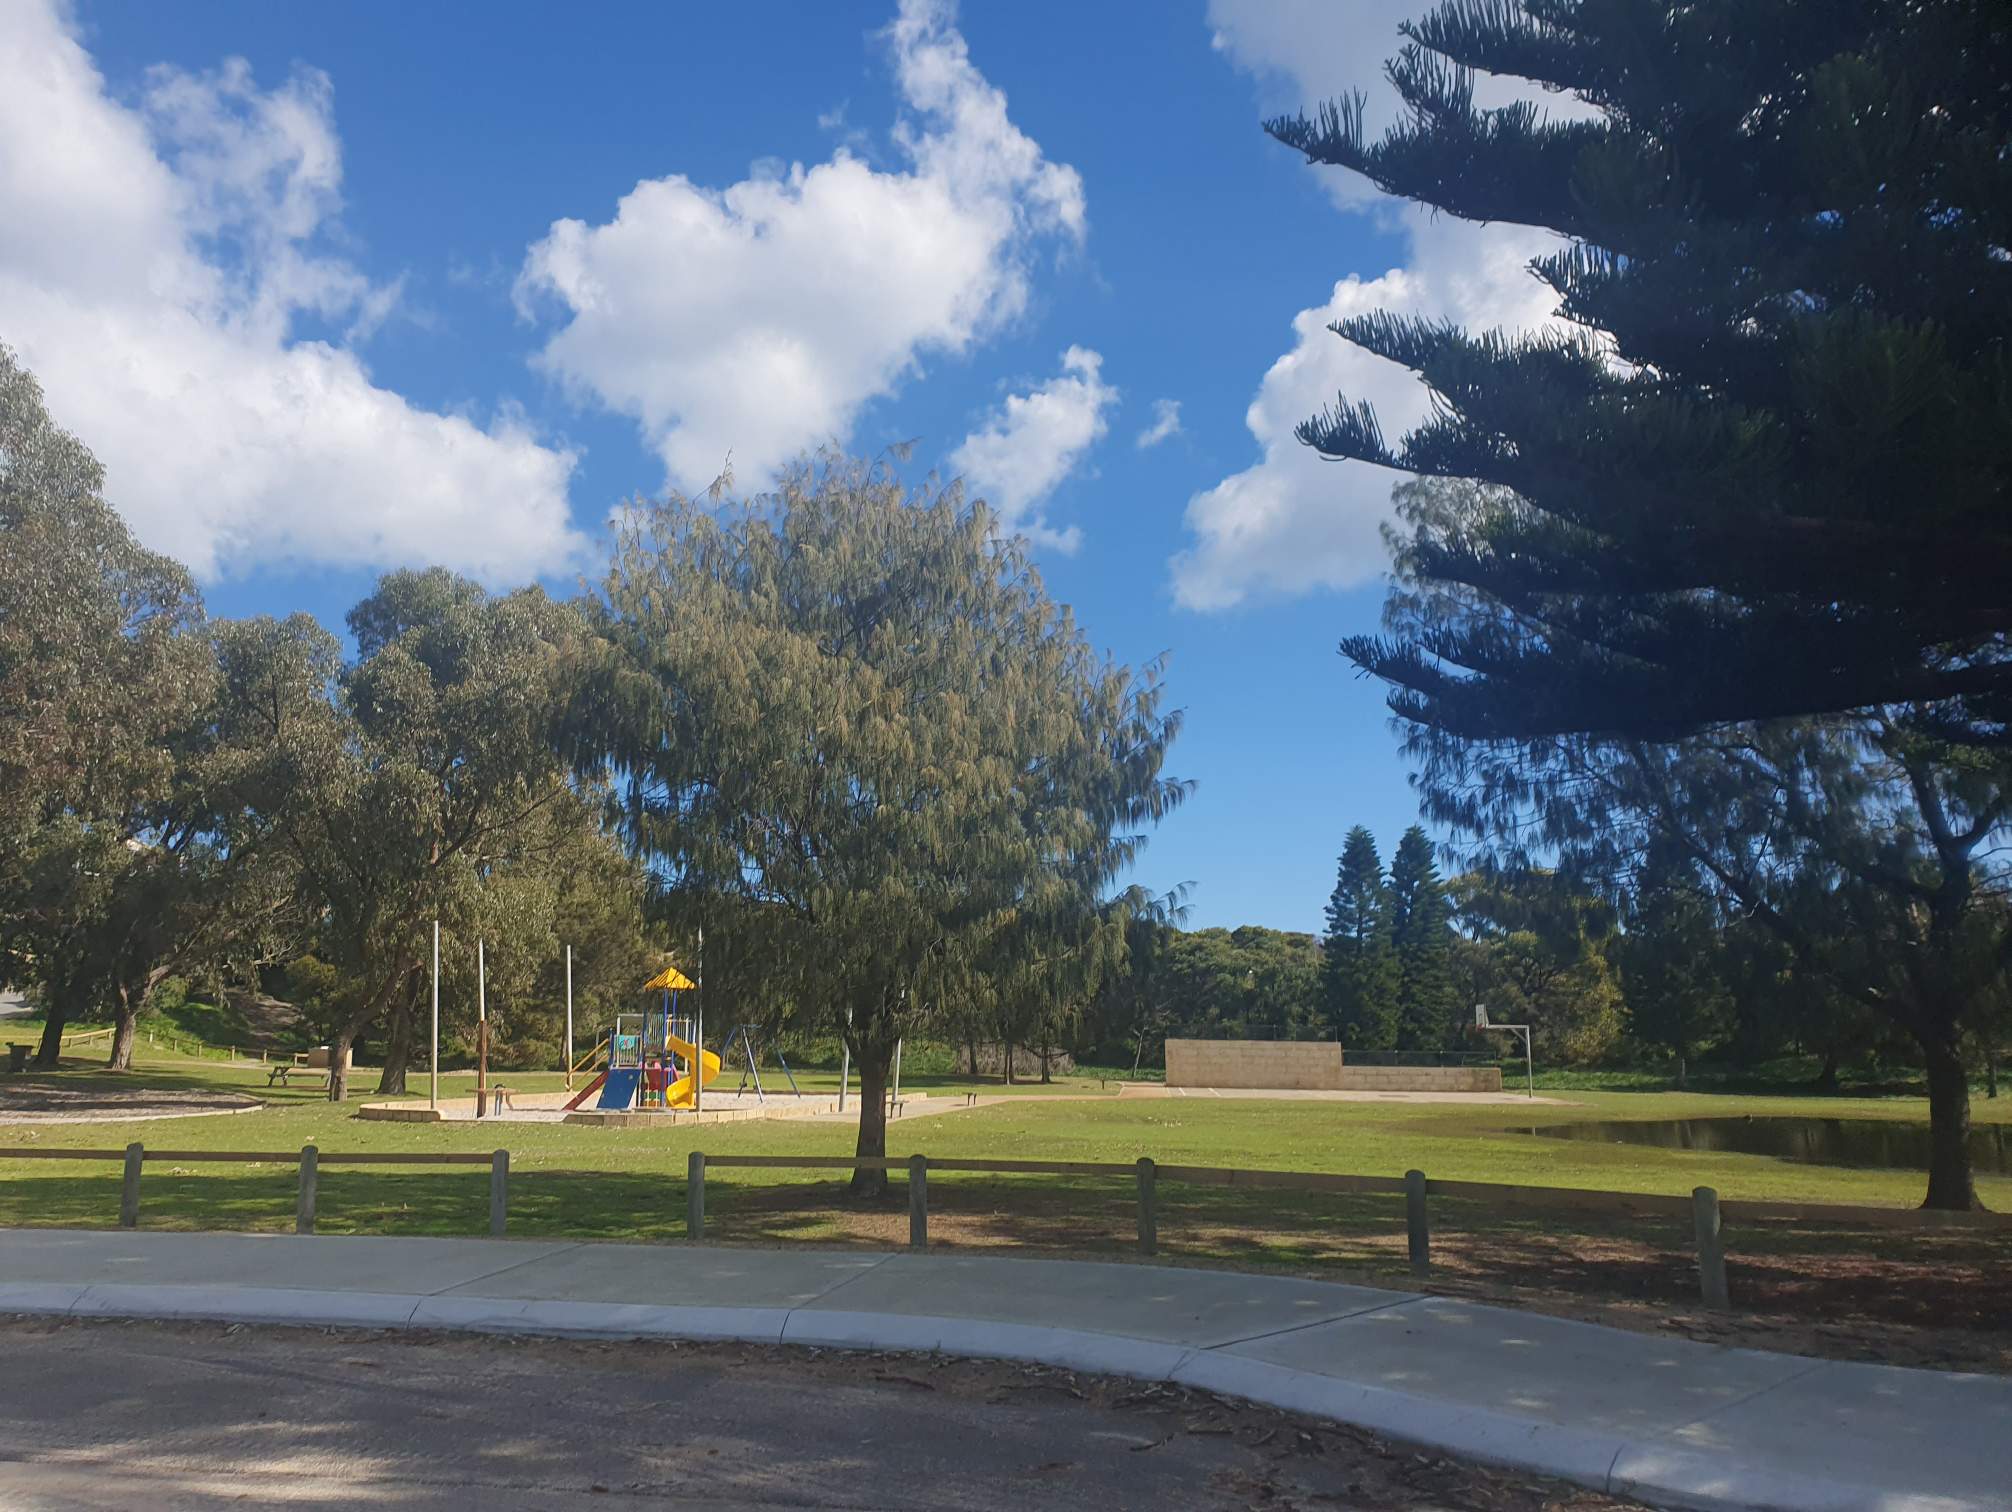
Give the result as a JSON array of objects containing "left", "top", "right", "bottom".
[
  {"left": 1387, "top": 825, "right": 1458, "bottom": 1048},
  {"left": 574, "top": 455, "right": 1185, "bottom": 1174},
  {"left": 1268, "top": 1, "right": 2012, "bottom": 742},
  {"left": 213, "top": 570, "right": 595, "bottom": 1098},
  {"left": 1260, "top": 8, "right": 2012, "bottom": 1204},
  {"left": 1322, "top": 826, "right": 1399, "bottom": 1049},
  {"left": 0, "top": 344, "right": 300, "bottom": 1069},
  {"left": 1452, "top": 869, "right": 1626, "bottom": 1065}
]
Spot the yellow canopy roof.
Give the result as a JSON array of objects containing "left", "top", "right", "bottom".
[{"left": 641, "top": 964, "right": 697, "bottom": 992}]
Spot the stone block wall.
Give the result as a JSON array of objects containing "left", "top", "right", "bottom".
[
  {"left": 1163, "top": 1039, "right": 1342, "bottom": 1090},
  {"left": 1337, "top": 1065, "right": 1503, "bottom": 1093},
  {"left": 1162, "top": 1040, "right": 1504, "bottom": 1093}
]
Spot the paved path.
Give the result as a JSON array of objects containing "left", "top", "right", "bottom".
[{"left": 0, "top": 1229, "right": 2002, "bottom": 1512}]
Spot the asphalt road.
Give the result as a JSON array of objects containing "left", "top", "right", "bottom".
[{"left": 0, "top": 1318, "right": 1633, "bottom": 1510}]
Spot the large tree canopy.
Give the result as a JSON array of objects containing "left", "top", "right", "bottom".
[
  {"left": 1269, "top": 0, "right": 2012, "bottom": 743},
  {"left": 576, "top": 456, "right": 1186, "bottom": 1192},
  {"left": 0, "top": 344, "right": 267, "bottom": 1069},
  {"left": 216, "top": 571, "right": 589, "bottom": 1100}
]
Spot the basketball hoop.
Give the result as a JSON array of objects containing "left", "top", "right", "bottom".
[{"left": 1471, "top": 1003, "right": 1535, "bottom": 1099}]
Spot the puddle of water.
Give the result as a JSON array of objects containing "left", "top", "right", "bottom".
[{"left": 1519, "top": 1117, "right": 2012, "bottom": 1175}]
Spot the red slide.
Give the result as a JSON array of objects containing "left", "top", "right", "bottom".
[{"left": 562, "top": 1069, "right": 607, "bottom": 1112}]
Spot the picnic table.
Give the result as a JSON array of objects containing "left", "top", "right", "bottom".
[{"left": 267, "top": 1062, "right": 330, "bottom": 1088}]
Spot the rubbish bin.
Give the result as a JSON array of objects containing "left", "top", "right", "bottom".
[{"left": 6, "top": 1043, "right": 29, "bottom": 1073}]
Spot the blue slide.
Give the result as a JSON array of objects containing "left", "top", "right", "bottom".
[{"left": 597, "top": 1067, "right": 641, "bottom": 1110}]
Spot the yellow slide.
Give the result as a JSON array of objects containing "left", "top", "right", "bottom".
[{"left": 663, "top": 1033, "right": 722, "bottom": 1108}]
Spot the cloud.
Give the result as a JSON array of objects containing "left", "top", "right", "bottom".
[
  {"left": 1172, "top": 1, "right": 1575, "bottom": 611},
  {"left": 515, "top": 0, "right": 1084, "bottom": 495},
  {"left": 1135, "top": 398, "right": 1182, "bottom": 450},
  {"left": 1170, "top": 217, "right": 1558, "bottom": 609},
  {"left": 949, "top": 346, "right": 1115, "bottom": 552},
  {"left": 0, "top": 0, "right": 585, "bottom": 582}
]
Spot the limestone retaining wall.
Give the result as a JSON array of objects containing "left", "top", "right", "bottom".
[
  {"left": 1164, "top": 1039, "right": 1343, "bottom": 1090},
  {"left": 1163, "top": 1039, "right": 1503, "bottom": 1093},
  {"left": 1338, "top": 1065, "right": 1502, "bottom": 1093}
]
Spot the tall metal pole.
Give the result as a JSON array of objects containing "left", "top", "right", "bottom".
[
  {"left": 429, "top": 920, "right": 439, "bottom": 1110},
  {"left": 476, "top": 939, "right": 487, "bottom": 1119},
  {"left": 693, "top": 926, "right": 704, "bottom": 1114},
  {"left": 564, "top": 945, "right": 574, "bottom": 1092}
]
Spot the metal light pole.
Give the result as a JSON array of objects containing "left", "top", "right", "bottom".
[
  {"left": 564, "top": 945, "right": 574, "bottom": 1092},
  {"left": 692, "top": 925, "right": 704, "bottom": 1115},
  {"left": 429, "top": 919, "right": 439, "bottom": 1110},
  {"left": 476, "top": 939, "right": 488, "bottom": 1119}
]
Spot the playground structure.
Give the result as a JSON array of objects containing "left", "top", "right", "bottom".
[{"left": 565, "top": 966, "right": 721, "bottom": 1114}]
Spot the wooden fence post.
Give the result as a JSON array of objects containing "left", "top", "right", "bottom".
[
  {"left": 687, "top": 1151, "right": 705, "bottom": 1241},
  {"left": 909, "top": 1154, "right": 928, "bottom": 1249},
  {"left": 1405, "top": 1169, "right": 1430, "bottom": 1276},
  {"left": 489, "top": 1150, "right": 509, "bottom": 1236},
  {"left": 1136, "top": 1156, "right": 1158, "bottom": 1257},
  {"left": 1693, "top": 1186, "right": 1730, "bottom": 1309},
  {"left": 295, "top": 1145, "right": 319, "bottom": 1234},
  {"left": 119, "top": 1142, "right": 143, "bottom": 1229}
]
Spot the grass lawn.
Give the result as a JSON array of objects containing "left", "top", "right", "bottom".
[{"left": 5, "top": 1042, "right": 2009, "bottom": 1368}]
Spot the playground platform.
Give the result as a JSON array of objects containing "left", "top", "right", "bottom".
[{"left": 0, "top": 1227, "right": 2002, "bottom": 1512}]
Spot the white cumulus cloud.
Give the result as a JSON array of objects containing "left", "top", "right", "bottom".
[
  {"left": 516, "top": 0, "right": 1085, "bottom": 497},
  {"left": 0, "top": 0, "right": 584, "bottom": 582},
  {"left": 1135, "top": 398, "right": 1182, "bottom": 449},
  {"left": 1170, "top": 217, "right": 1557, "bottom": 609},
  {"left": 1174, "top": 0, "right": 1577, "bottom": 611},
  {"left": 949, "top": 346, "right": 1116, "bottom": 552}
]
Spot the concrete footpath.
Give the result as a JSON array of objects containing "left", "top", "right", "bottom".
[{"left": 0, "top": 1229, "right": 2003, "bottom": 1512}]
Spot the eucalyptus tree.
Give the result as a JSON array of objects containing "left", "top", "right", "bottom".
[
  {"left": 576, "top": 456, "right": 1186, "bottom": 1193},
  {"left": 215, "top": 570, "right": 586, "bottom": 1100},
  {"left": 0, "top": 345, "right": 225, "bottom": 1066}
]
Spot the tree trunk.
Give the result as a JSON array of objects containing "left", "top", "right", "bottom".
[
  {"left": 1814, "top": 1044, "right": 1840, "bottom": 1095},
  {"left": 32, "top": 1003, "right": 68, "bottom": 1069},
  {"left": 328, "top": 1030, "right": 355, "bottom": 1103},
  {"left": 848, "top": 1045, "right": 892, "bottom": 1199},
  {"left": 1040, "top": 1038, "right": 1052, "bottom": 1084},
  {"left": 966, "top": 1030, "right": 978, "bottom": 1079},
  {"left": 1002, "top": 1035, "right": 1015, "bottom": 1086},
  {"left": 377, "top": 995, "right": 414, "bottom": 1095},
  {"left": 1987, "top": 1044, "right": 1998, "bottom": 1101},
  {"left": 1920, "top": 1031, "right": 1980, "bottom": 1210},
  {"left": 107, "top": 984, "right": 139, "bottom": 1072}
]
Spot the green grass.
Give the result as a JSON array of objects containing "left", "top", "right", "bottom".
[
  {"left": 15, "top": 1038, "right": 2012, "bottom": 1344},
  {"left": 6, "top": 1041, "right": 2009, "bottom": 1218},
  {"left": 11, "top": 1041, "right": 2007, "bottom": 1342}
]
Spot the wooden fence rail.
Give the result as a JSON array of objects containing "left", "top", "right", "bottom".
[
  {"left": 0, "top": 1144, "right": 504, "bottom": 1237},
  {"left": 5, "top": 1144, "right": 2008, "bottom": 1310}
]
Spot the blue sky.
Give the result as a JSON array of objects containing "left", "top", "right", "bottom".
[{"left": 8, "top": 1, "right": 1560, "bottom": 933}]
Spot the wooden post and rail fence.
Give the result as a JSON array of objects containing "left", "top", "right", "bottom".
[{"left": 4, "top": 1144, "right": 2006, "bottom": 1311}]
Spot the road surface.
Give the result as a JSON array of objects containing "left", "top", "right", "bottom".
[{"left": 0, "top": 1317, "right": 1632, "bottom": 1509}]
